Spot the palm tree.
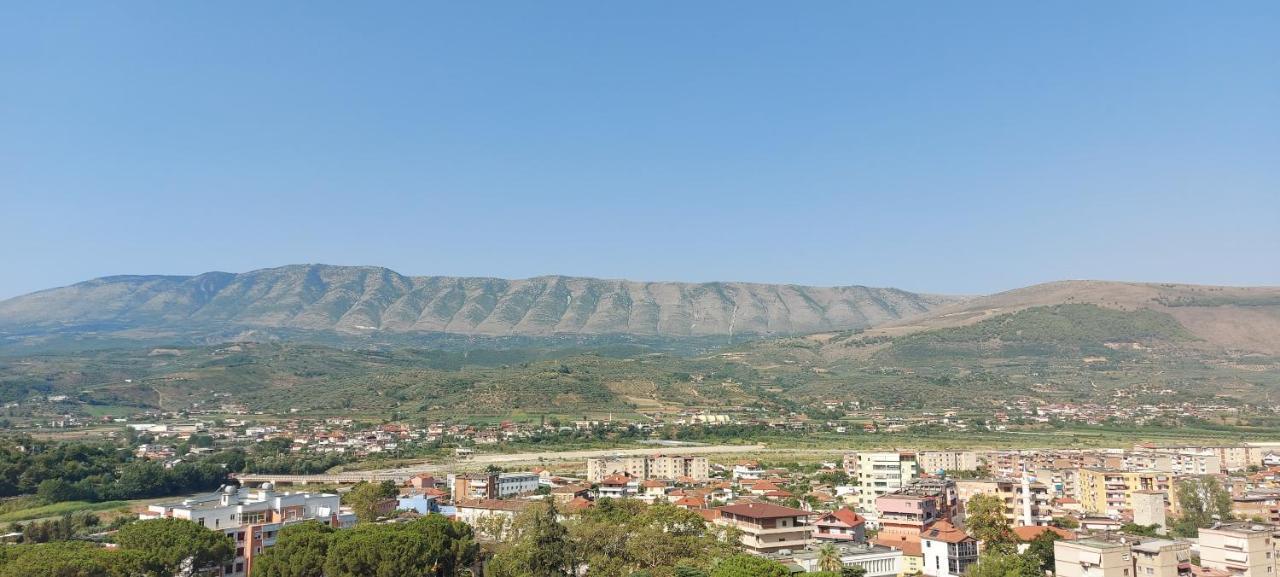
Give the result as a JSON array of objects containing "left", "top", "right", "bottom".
[{"left": 818, "top": 543, "right": 843, "bottom": 573}]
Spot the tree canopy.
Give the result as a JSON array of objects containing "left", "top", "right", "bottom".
[{"left": 114, "top": 518, "right": 235, "bottom": 577}]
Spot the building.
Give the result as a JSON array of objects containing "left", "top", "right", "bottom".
[
  {"left": 919, "top": 451, "right": 980, "bottom": 475},
  {"left": 813, "top": 507, "right": 867, "bottom": 543},
  {"left": 1055, "top": 537, "right": 1136, "bottom": 577},
  {"left": 713, "top": 502, "right": 813, "bottom": 554},
  {"left": 1232, "top": 491, "right": 1280, "bottom": 525},
  {"left": 598, "top": 474, "right": 637, "bottom": 499},
  {"left": 777, "top": 542, "right": 902, "bottom": 577},
  {"left": 845, "top": 452, "right": 920, "bottom": 517},
  {"left": 449, "top": 472, "right": 540, "bottom": 500},
  {"left": 1199, "top": 523, "right": 1280, "bottom": 577},
  {"left": 1055, "top": 535, "right": 1191, "bottom": 577},
  {"left": 1078, "top": 469, "right": 1173, "bottom": 516},
  {"left": 586, "top": 455, "right": 710, "bottom": 483},
  {"left": 956, "top": 477, "right": 1053, "bottom": 527},
  {"left": 141, "top": 484, "right": 355, "bottom": 577},
  {"left": 921, "top": 520, "right": 978, "bottom": 577},
  {"left": 452, "top": 499, "right": 530, "bottom": 527},
  {"left": 1132, "top": 491, "right": 1168, "bottom": 534}
]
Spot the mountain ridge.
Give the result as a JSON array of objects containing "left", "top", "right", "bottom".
[{"left": 0, "top": 264, "right": 961, "bottom": 341}]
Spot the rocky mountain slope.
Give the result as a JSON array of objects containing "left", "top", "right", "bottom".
[{"left": 0, "top": 265, "right": 959, "bottom": 342}]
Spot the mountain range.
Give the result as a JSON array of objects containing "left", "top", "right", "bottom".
[
  {"left": 0, "top": 265, "right": 958, "bottom": 347},
  {"left": 2, "top": 266, "right": 1279, "bottom": 415}
]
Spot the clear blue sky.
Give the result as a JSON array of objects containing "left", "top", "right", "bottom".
[{"left": 2, "top": 2, "right": 1278, "bottom": 299}]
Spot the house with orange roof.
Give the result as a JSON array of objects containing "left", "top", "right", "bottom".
[
  {"left": 599, "top": 474, "right": 636, "bottom": 499},
  {"left": 712, "top": 502, "right": 813, "bottom": 554},
  {"left": 640, "top": 479, "right": 669, "bottom": 501},
  {"left": 814, "top": 507, "right": 867, "bottom": 543},
  {"left": 921, "top": 520, "right": 978, "bottom": 577}
]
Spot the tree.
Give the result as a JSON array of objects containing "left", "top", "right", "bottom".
[
  {"left": 1172, "top": 477, "right": 1233, "bottom": 537},
  {"left": 966, "top": 549, "right": 1043, "bottom": 577},
  {"left": 322, "top": 515, "right": 476, "bottom": 577},
  {"left": 0, "top": 541, "right": 144, "bottom": 577},
  {"left": 1120, "top": 523, "right": 1161, "bottom": 537},
  {"left": 488, "top": 501, "right": 572, "bottom": 577},
  {"left": 250, "top": 521, "right": 334, "bottom": 577},
  {"left": 965, "top": 494, "right": 1015, "bottom": 549},
  {"left": 1052, "top": 516, "right": 1079, "bottom": 529},
  {"left": 343, "top": 480, "right": 398, "bottom": 523},
  {"left": 842, "top": 567, "right": 868, "bottom": 577},
  {"left": 114, "top": 518, "right": 234, "bottom": 577},
  {"left": 1024, "top": 530, "right": 1061, "bottom": 573},
  {"left": 709, "top": 554, "right": 791, "bottom": 577},
  {"left": 818, "top": 543, "right": 844, "bottom": 572}
]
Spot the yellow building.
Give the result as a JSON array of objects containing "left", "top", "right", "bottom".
[{"left": 1078, "top": 469, "right": 1173, "bottom": 516}]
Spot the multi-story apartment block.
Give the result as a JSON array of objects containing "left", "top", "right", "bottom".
[
  {"left": 713, "top": 502, "right": 813, "bottom": 554},
  {"left": 1233, "top": 491, "right": 1280, "bottom": 525},
  {"left": 1199, "top": 523, "right": 1280, "bottom": 577},
  {"left": 956, "top": 477, "right": 1053, "bottom": 527},
  {"left": 141, "top": 484, "right": 355, "bottom": 577},
  {"left": 1078, "top": 469, "right": 1173, "bottom": 516},
  {"left": 844, "top": 452, "right": 919, "bottom": 517},
  {"left": 876, "top": 479, "right": 958, "bottom": 541},
  {"left": 919, "top": 451, "right": 980, "bottom": 475},
  {"left": 1055, "top": 535, "right": 1191, "bottom": 577},
  {"left": 449, "top": 472, "right": 540, "bottom": 500},
  {"left": 586, "top": 455, "right": 709, "bottom": 483}
]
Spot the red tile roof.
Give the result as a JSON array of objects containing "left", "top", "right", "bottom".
[
  {"left": 716, "top": 502, "right": 811, "bottom": 519},
  {"left": 818, "top": 507, "right": 866, "bottom": 528},
  {"left": 922, "top": 521, "right": 972, "bottom": 544}
]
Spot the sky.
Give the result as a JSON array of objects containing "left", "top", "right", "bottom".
[{"left": 2, "top": 2, "right": 1278, "bottom": 299}]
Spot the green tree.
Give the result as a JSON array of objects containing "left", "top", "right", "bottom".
[
  {"left": 1172, "top": 477, "right": 1233, "bottom": 537},
  {"left": 488, "top": 501, "right": 571, "bottom": 577},
  {"left": 709, "top": 554, "right": 790, "bottom": 577},
  {"left": 322, "top": 515, "right": 476, "bottom": 577},
  {"left": 818, "top": 543, "right": 844, "bottom": 572},
  {"left": 1024, "top": 530, "right": 1062, "bottom": 572},
  {"left": 343, "top": 480, "right": 398, "bottom": 523},
  {"left": 250, "top": 521, "right": 334, "bottom": 577},
  {"left": 114, "top": 518, "right": 234, "bottom": 577},
  {"left": 966, "top": 549, "right": 1043, "bottom": 577},
  {"left": 964, "top": 494, "right": 1015, "bottom": 549},
  {"left": 842, "top": 567, "right": 868, "bottom": 577},
  {"left": 0, "top": 541, "right": 143, "bottom": 577}
]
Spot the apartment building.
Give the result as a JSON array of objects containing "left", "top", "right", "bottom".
[
  {"left": 586, "top": 455, "right": 709, "bottom": 483},
  {"left": 141, "top": 484, "right": 355, "bottom": 577},
  {"left": 1078, "top": 469, "right": 1173, "bottom": 516},
  {"left": 448, "top": 472, "right": 540, "bottom": 500},
  {"left": 1055, "top": 535, "right": 1192, "bottom": 577},
  {"left": 919, "top": 451, "right": 980, "bottom": 475},
  {"left": 876, "top": 479, "right": 959, "bottom": 546},
  {"left": 713, "top": 502, "right": 813, "bottom": 554},
  {"left": 1199, "top": 523, "right": 1280, "bottom": 577},
  {"left": 921, "top": 521, "right": 978, "bottom": 577},
  {"left": 844, "top": 451, "right": 919, "bottom": 517},
  {"left": 956, "top": 477, "right": 1053, "bottom": 527},
  {"left": 1233, "top": 491, "right": 1280, "bottom": 525}
]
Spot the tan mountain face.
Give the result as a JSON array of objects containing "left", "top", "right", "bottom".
[{"left": 0, "top": 264, "right": 960, "bottom": 339}]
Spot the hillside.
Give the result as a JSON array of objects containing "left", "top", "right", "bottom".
[
  {"left": 731, "top": 281, "right": 1280, "bottom": 406},
  {"left": 0, "top": 265, "right": 959, "bottom": 349}
]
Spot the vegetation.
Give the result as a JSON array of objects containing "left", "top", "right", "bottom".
[
  {"left": 963, "top": 494, "right": 1015, "bottom": 548},
  {"left": 1171, "top": 476, "right": 1233, "bottom": 537},
  {"left": 487, "top": 498, "right": 741, "bottom": 577}
]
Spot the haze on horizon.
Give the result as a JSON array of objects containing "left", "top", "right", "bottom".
[{"left": 2, "top": 2, "right": 1278, "bottom": 300}]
